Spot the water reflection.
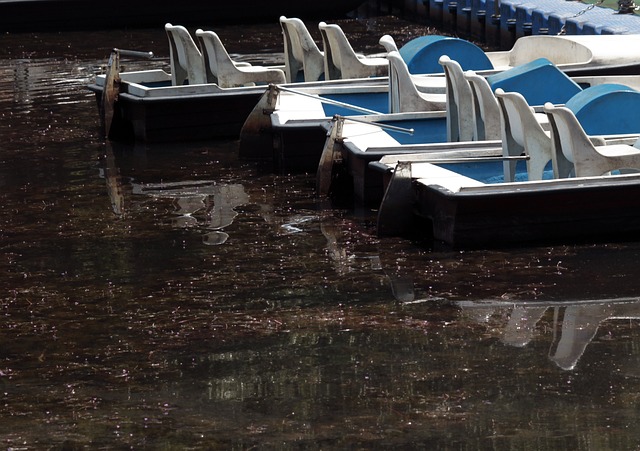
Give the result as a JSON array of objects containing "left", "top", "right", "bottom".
[
  {"left": 100, "top": 142, "right": 405, "bottom": 294},
  {"left": 458, "top": 298, "right": 640, "bottom": 371},
  {"left": 132, "top": 181, "right": 248, "bottom": 237},
  {"left": 102, "top": 146, "right": 126, "bottom": 215},
  {"left": 4, "top": 56, "right": 96, "bottom": 112},
  {"left": 5, "top": 19, "right": 640, "bottom": 449},
  {"left": 101, "top": 143, "right": 249, "bottom": 245}
]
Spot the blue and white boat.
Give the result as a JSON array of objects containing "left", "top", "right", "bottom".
[
  {"left": 371, "top": 96, "right": 640, "bottom": 248},
  {"left": 89, "top": 28, "right": 640, "bottom": 144},
  {"left": 314, "top": 57, "right": 640, "bottom": 206},
  {"left": 240, "top": 33, "right": 640, "bottom": 173}
]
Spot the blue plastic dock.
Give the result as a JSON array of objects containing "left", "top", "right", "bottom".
[{"left": 376, "top": 0, "right": 640, "bottom": 48}]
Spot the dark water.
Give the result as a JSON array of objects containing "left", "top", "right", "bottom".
[{"left": 3, "top": 16, "right": 640, "bottom": 449}]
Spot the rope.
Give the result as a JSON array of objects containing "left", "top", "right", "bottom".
[{"left": 558, "top": 0, "right": 604, "bottom": 34}]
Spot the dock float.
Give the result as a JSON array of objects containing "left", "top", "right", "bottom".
[{"left": 360, "top": 0, "right": 640, "bottom": 48}]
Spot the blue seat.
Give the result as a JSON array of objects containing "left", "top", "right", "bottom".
[
  {"left": 399, "top": 35, "right": 494, "bottom": 74},
  {"left": 567, "top": 84, "right": 640, "bottom": 135},
  {"left": 487, "top": 57, "right": 581, "bottom": 105}
]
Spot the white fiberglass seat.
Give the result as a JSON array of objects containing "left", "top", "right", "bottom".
[
  {"left": 438, "top": 55, "right": 475, "bottom": 142},
  {"left": 544, "top": 103, "right": 640, "bottom": 177},
  {"left": 387, "top": 51, "right": 445, "bottom": 113},
  {"left": 194, "top": 30, "right": 252, "bottom": 84},
  {"left": 378, "top": 34, "right": 399, "bottom": 53},
  {"left": 379, "top": 34, "right": 445, "bottom": 96},
  {"left": 495, "top": 88, "right": 553, "bottom": 181},
  {"left": 165, "top": 23, "right": 206, "bottom": 85},
  {"left": 279, "top": 16, "right": 325, "bottom": 82},
  {"left": 195, "top": 29, "right": 286, "bottom": 88},
  {"left": 464, "top": 71, "right": 506, "bottom": 141},
  {"left": 318, "top": 22, "right": 388, "bottom": 80}
]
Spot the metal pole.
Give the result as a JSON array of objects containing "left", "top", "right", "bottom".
[
  {"left": 334, "top": 115, "right": 414, "bottom": 135},
  {"left": 276, "top": 85, "right": 383, "bottom": 115},
  {"left": 113, "top": 48, "right": 155, "bottom": 59}
]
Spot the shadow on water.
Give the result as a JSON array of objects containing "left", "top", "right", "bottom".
[{"left": 2, "top": 15, "right": 640, "bottom": 449}]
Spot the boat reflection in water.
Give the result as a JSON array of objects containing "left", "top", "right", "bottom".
[
  {"left": 101, "top": 144, "right": 249, "bottom": 245},
  {"left": 133, "top": 181, "right": 249, "bottom": 246},
  {"left": 99, "top": 140, "right": 427, "bottom": 309},
  {"left": 458, "top": 298, "right": 640, "bottom": 371},
  {"left": 9, "top": 19, "right": 640, "bottom": 448}
]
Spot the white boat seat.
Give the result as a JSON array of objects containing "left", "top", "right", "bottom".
[
  {"left": 379, "top": 34, "right": 399, "bottom": 116},
  {"left": 378, "top": 34, "right": 399, "bottom": 53},
  {"left": 465, "top": 71, "right": 549, "bottom": 140},
  {"left": 544, "top": 103, "right": 640, "bottom": 178},
  {"left": 387, "top": 51, "right": 446, "bottom": 114},
  {"left": 165, "top": 23, "right": 206, "bottom": 86},
  {"left": 280, "top": 16, "right": 325, "bottom": 83},
  {"left": 495, "top": 88, "right": 553, "bottom": 182},
  {"left": 379, "top": 35, "right": 446, "bottom": 95},
  {"left": 193, "top": 31, "right": 251, "bottom": 84},
  {"left": 318, "top": 22, "right": 388, "bottom": 80},
  {"left": 438, "top": 55, "right": 475, "bottom": 142},
  {"left": 195, "top": 30, "right": 285, "bottom": 88},
  {"left": 465, "top": 71, "right": 508, "bottom": 142}
]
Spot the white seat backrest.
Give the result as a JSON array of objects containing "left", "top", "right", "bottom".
[
  {"left": 196, "top": 29, "right": 285, "bottom": 88},
  {"left": 439, "top": 55, "right": 475, "bottom": 142},
  {"left": 319, "top": 21, "right": 388, "bottom": 80},
  {"left": 543, "top": 104, "right": 587, "bottom": 165},
  {"left": 379, "top": 34, "right": 399, "bottom": 53},
  {"left": 545, "top": 102, "right": 640, "bottom": 177},
  {"left": 546, "top": 103, "right": 595, "bottom": 167},
  {"left": 280, "top": 16, "right": 305, "bottom": 82},
  {"left": 318, "top": 22, "right": 345, "bottom": 80},
  {"left": 497, "top": 91, "right": 526, "bottom": 147},
  {"left": 388, "top": 51, "right": 415, "bottom": 113},
  {"left": 495, "top": 88, "right": 554, "bottom": 181},
  {"left": 464, "top": 71, "right": 502, "bottom": 141},
  {"left": 165, "top": 23, "right": 206, "bottom": 85},
  {"left": 195, "top": 29, "right": 232, "bottom": 84},
  {"left": 194, "top": 29, "right": 219, "bottom": 84},
  {"left": 494, "top": 87, "right": 526, "bottom": 182},
  {"left": 280, "top": 16, "right": 324, "bottom": 82},
  {"left": 387, "top": 51, "right": 444, "bottom": 113}
]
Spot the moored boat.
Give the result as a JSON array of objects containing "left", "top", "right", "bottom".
[
  {"left": 88, "top": 19, "right": 394, "bottom": 142},
  {"left": 89, "top": 28, "right": 640, "bottom": 145},
  {"left": 314, "top": 58, "right": 640, "bottom": 206},
  {"left": 88, "top": 66, "right": 384, "bottom": 142},
  {"left": 379, "top": 161, "right": 640, "bottom": 248},
  {"left": 241, "top": 34, "right": 640, "bottom": 173},
  {"left": 372, "top": 101, "right": 640, "bottom": 248}
]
